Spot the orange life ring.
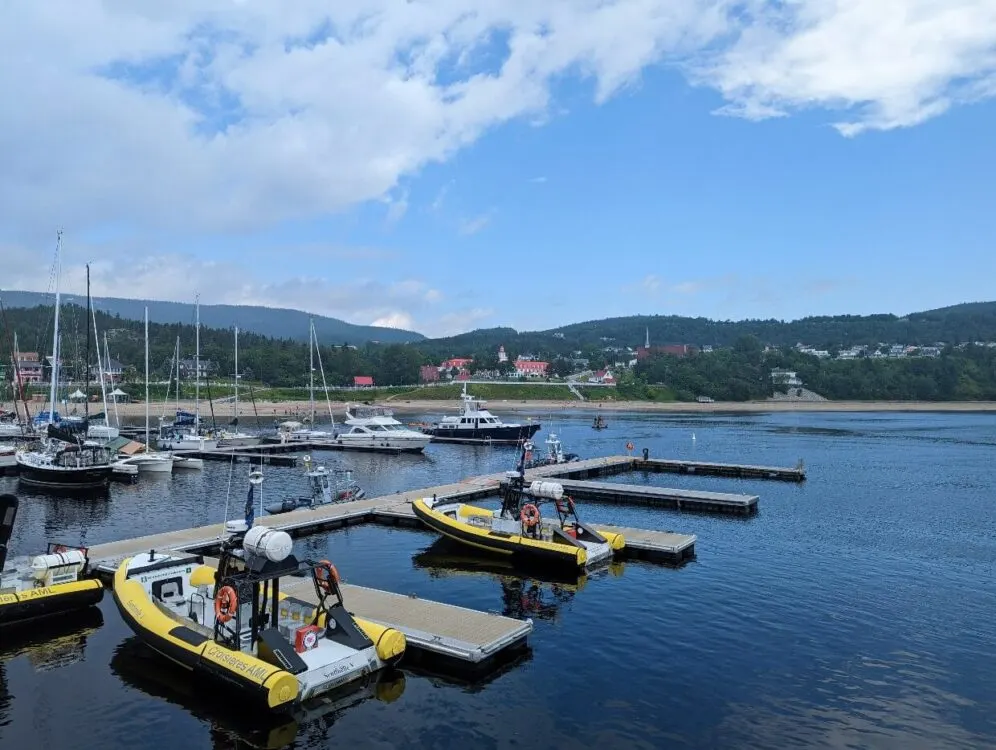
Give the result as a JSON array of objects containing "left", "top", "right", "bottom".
[
  {"left": 520, "top": 503, "right": 540, "bottom": 528},
  {"left": 315, "top": 560, "right": 340, "bottom": 594},
  {"left": 626, "top": 442, "right": 634, "bottom": 451},
  {"left": 215, "top": 586, "right": 238, "bottom": 623}
]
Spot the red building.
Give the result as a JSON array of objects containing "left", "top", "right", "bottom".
[
  {"left": 515, "top": 359, "right": 549, "bottom": 377},
  {"left": 440, "top": 357, "right": 474, "bottom": 371},
  {"left": 419, "top": 365, "right": 440, "bottom": 383},
  {"left": 353, "top": 375, "right": 374, "bottom": 387}
]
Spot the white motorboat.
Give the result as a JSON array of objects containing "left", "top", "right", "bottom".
[
  {"left": 334, "top": 405, "right": 431, "bottom": 452},
  {"left": 0, "top": 445, "right": 17, "bottom": 472},
  {"left": 116, "top": 450, "right": 175, "bottom": 474},
  {"left": 171, "top": 455, "right": 204, "bottom": 470}
]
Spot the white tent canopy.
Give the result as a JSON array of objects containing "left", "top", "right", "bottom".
[
  {"left": 68, "top": 389, "right": 86, "bottom": 399},
  {"left": 110, "top": 388, "right": 127, "bottom": 397}
]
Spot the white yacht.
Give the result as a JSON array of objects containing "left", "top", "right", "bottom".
[
  {"left": 334, "top": 405, "right": 431, "bottom": 452},
  {"left": 422, "top": 385, "right": 541, "bottom": 445}
]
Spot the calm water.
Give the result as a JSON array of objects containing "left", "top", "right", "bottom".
[{"left": 2, "top": 410, "right": 995, "bottom": 749}]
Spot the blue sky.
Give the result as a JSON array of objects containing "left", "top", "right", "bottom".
[{"left": 3, "top": 3, "right": 995, "bottom": 337}]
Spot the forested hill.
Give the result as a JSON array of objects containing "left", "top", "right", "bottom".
[
  {"left": 421, "top": 303, "right": 996, "bottom": 355},
  {"left": 0, "top": 291, "right": 423, "bottom": 345}
]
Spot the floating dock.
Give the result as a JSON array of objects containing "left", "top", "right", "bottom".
[
  {"left": 173, "top": 439, "right": 420, "bottom": 465},
  {"left": 634, "top": 457, "right": 806, "bottom": 482},
  {"left": 536, "top": 478, "right": 759, "bottom": 516}
]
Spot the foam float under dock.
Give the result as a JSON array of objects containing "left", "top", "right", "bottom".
[{"left": 634, "top": 458, "right": 806, "bottom": 482}]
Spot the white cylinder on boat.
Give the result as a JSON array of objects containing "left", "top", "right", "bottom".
[
  {"left": 529, "top": 481, "right": 564, "bottom": 500},
  {"left": 30, "top": 550, "right": 86, "bottom": 579},
  {"left": 243, "top": 525, "right": 293, "bottom": 562}
]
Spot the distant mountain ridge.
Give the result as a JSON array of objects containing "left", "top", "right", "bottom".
[
  {"left": 418, "top": 303, "right": 996, "bottom": 354},
  {"left": 0, "top": 290, "right": 424, "bottom": 345}
]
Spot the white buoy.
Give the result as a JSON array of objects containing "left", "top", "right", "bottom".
[{"left": 692, "top": 432, "right": 696, "bottom": 441}]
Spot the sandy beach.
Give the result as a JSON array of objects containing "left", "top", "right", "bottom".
[{"left": 8, "top": 398, "right": 996, "bottom": 420}]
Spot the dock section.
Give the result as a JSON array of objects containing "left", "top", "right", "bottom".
[
  {"left": 634, "top": 457, "right": 806, "bottom": 482},
  {"left": 546, "top": 478, "right": 759, "bottom": 515},
  {"left": 281, "top": 578, "right": 532, "bottom": 671}
]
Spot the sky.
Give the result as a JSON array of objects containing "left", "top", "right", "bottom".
[{"left": 1, "top": 1, "right": 994, "bottom": 338}]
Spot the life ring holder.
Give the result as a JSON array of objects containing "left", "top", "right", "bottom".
[
  {"left": 520, "top": 503, "right": 541, "bottom": 528},
  {"left": 215, "top": 585, "right": 238, "bottom": 623},
  {"left": 315, "top": 560, "right": 340, "bottom": 595}
]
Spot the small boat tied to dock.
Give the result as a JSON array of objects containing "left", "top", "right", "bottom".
[
  {"left": 112, "top": 471, "right": 406, "bottom": 710},
  {"left": 413, "top": 444, "right": 625, "bottom": 572},
  {"left": 265, "top": 455, "right": 366, "bottom": 515},
  {"left": 0, "top": 493, "right": 105, "bottom": 628}
]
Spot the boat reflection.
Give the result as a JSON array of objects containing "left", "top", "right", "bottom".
[
  {"left": 110, "top": 636, "right": 406, "bottom": 750},
  {"left": 0, "top": 608, "right": 104, "bottom": 728},
  {"left": 413, "top": 537, "right": 624, "bottom": 622}
]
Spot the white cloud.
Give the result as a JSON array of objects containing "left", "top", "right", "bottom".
[
  {"left": 690, "top": 0, "right": 996, "bottom": 136},
  {"left": 0, "top": 240, "right": 442, "bottom": 334},
  {"left": 1, "top": 1, "right": 990, "bottom": 242},
  {"left": 458, "top": 211, "right": 494, "bottom": 236}
]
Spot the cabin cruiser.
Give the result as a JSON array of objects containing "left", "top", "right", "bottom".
[
  {"left": 333, "top": 405, "right": 431, "bottom": 452},
  {"left": 0, "top": 494, "right": 105, "bottom": 627},
  {"left": 114, "top": 448, "right": 175, "bottom": 474},
  {"left": 421, "top": 386, "right": 540, "bottom": 445}
]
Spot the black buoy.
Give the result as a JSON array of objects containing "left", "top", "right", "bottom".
[{"left": 642, "top": 447, "right": 649, "bottom": 461}]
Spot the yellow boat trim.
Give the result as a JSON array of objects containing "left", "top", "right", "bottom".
[
  {"left": 413, "top": 498, "right": 587, "bottom": 566},
  {"left": 114, "top": 560, "right": 299, "bottom": 708},
  {"left": 0, "top": 578, "right": 103, "bottom": 608}
]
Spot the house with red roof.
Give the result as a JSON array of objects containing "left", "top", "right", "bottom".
[
  {"left": 353, "top": 375, "right": 374, "bottom": 387},
  {"left": 514, "top": 358, "right": 549, "bottom": 378}
]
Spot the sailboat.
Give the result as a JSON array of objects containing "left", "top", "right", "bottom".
[
  {"left": 16, "top": 242, "right": 113, "bottom": 490},
  {"left": 277, "top": 319, "right": 336, "bottom": 443},
  {"left": 216, "top": 327, "right": 259, "bottom": 448},
  {"left": 86, "top": 290, "right": 119, "bottom": 442},
  {"left": 117, "top": 308, "right": 173, "bottom": 474},
  {"left": 157, "top": 297, "right": 217, "bottom": 453}
]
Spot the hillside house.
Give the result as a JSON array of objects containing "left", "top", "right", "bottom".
[
  {"left": 514, "top": 359, "right": 549, "bottom": 378},
  {"left": 353, "top": 375, "right": 374, "bottom": 387}
]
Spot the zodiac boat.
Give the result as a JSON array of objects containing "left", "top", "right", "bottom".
[
  {"left": 112, "top": 471, "right": 406, "bottom": 711},
  {"left": 264, "top": 456, "right": 365, "bottom": 515},
  {"left": 412, "top": 445, "right": 624, "bottom": 571},
  {"left": 0, "top": 493, "right": 105, "bottom": 628}
]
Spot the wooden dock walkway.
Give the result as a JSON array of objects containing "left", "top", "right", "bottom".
[{"left": 547, "top": 479, "right": 758, "bottom": 515}]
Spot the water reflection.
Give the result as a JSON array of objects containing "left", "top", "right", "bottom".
[
  {"left": 110, "top": 637, "right": 406, "bottom": 750},
  {"left": 0, "top": 608, "right": 104, "bottom": 730},
  {"left": 412, "top": 537, "right": 622, "bottom": 622}
]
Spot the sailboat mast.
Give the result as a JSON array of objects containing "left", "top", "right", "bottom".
[
  {"left": 194, "top": 295, "right": 200, "bottom": 429},
  {"left": 175, "top": 336, "right": 180, "bottom": 417},
  {"left": 105, "top": 332, "right": 119, "bottom": 427},
  {"left": 309, "top": 318, "right": 315, "bottom": 424},
  {"left": 234, "top": 326, "right": 239, "bottom": 428},
  {"left": 84, "top": 264, "right": 91, "bottom": 422},
  {"left": 48, "top": 231, "right": 63, "bottom": 425},
  {"left": 144, "top": 307, "right": 150, "bottom": 448},
  {"left": 90, "top": 278, "right": 109, "bottom": 424}
]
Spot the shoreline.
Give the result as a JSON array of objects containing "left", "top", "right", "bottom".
[{"left": 8, "top": 398, "right": 996, "bottom": 419}]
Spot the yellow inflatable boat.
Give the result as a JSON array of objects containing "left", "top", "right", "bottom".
[
  {"left": 0, "top": 493, "right": 104, "bottom": 629},
  {"left": 112, "top": 474, "right": 405, "bottom": 711},
  {"left": 412, "top": 446, "right": 624, "bottom": 572}
]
